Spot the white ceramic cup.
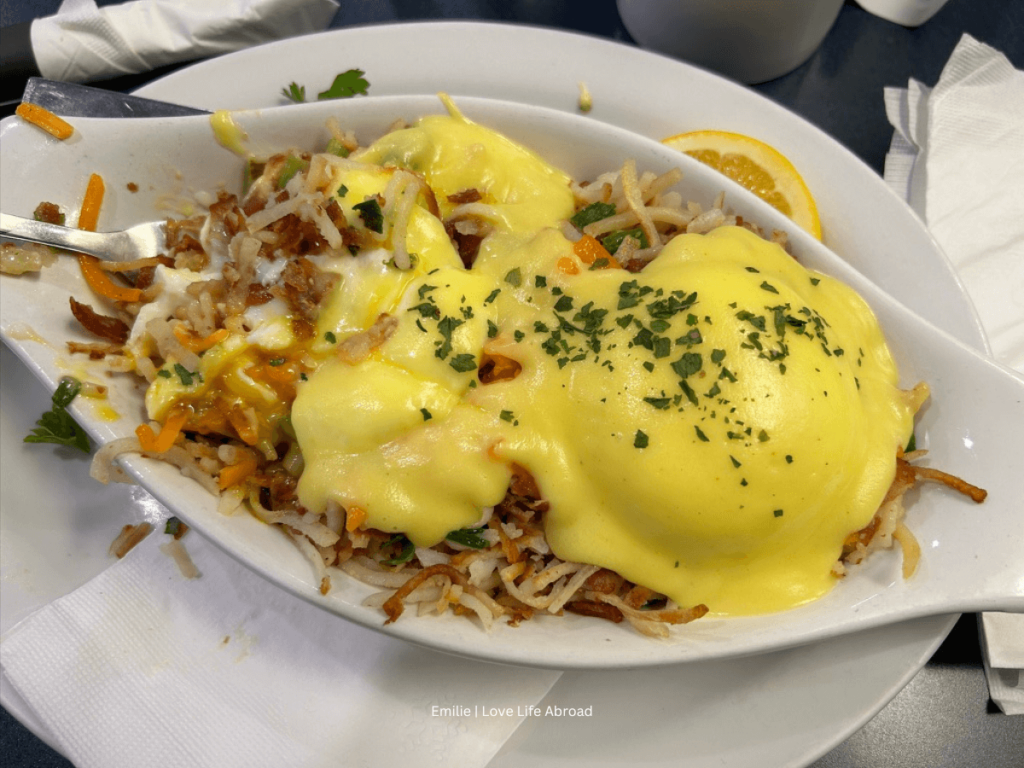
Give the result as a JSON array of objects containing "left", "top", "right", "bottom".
[{"left": 616, "top": 0, "right": 845, "bottom": 84}]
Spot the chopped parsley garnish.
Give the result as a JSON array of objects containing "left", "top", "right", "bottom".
[
  {"left": 173, "top": 363, "right": 199, "bottom": 386},
  {"left": 434, "top": 316, "right": 464, "bottom": 360},
  {"left": 694, "top": 426, "right": 709, "bottom": 442},
  {"left": 24, "top": 377, "right": 90, "bottom": 453},
  {"left": 633, "top": 430, "right": 649, "bottom": 449},
  {"left": 643, "top": 396, "right": 671, "bottom": 410},
  {"left": 773, "top": 509, "right": 785, "bottom": 518},
  {"left": 324, "top": 331, "right": 337, "bottom": 344},
  {"left": 157, "top": 369, "right": 172, "bottom": 379},
  {"left": 499, "top": 410, "right": 515, "bottom": 422},
  {"left": 268, "top": 357, "right": 286, "bottom": 366},
  {"left": 420, "top": 408, "right": 432, "bottom": 421},
  {"left": 760, "top": 281, "right": 779, "bottom": 294},
  {"left": 449, "top": 353, "right": 477, "bottom": 373},
  {"left": 353, "top": 198, "right": 383, "bottom": 233},
  {"left": 484, "top": 288, "right": 501, "bottom": 304}
]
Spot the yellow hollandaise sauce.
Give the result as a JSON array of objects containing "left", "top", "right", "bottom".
[{"left": 154, "top": 104, "right": 922, "bottom": 617}]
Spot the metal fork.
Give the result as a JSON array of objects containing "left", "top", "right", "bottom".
[{"left": 0, "top": 212, "right": 166, "bottom": 263}]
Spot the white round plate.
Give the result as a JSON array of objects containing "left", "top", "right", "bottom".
[{"left": 0, "top": 21, "right": 996, "bottom": 768}]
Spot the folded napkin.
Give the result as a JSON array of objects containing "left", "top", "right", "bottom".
[
  {"left": 0, "top": 521, "right": 561, "bottom": 768},
  {"left": 29, "top": 0, "right": 339, "bottom": 84},
  {"left": 883, "top": 33, "right": 1024, "bottom": 715}
]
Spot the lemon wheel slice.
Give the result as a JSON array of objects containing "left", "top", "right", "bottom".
[{"left": 662, "top": 130, "right": 822, "bottom": 240}]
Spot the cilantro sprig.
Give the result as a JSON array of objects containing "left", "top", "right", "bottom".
[
  {"left": 281, "top": 69, "right": 370, "bottom": 104},
  {"left": 24, "top": 377, "right": 90, "bottom": 453}
]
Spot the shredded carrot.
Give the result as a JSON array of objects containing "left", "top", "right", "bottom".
[
  {"left": 15, "top": 103, "right": 74, "bottom": 140},
  {"left": 79, "top": 255, "right": 144, "bottom": 303},
  {"left": 217, "top": 455, "right": 258, "bottom": 490},
  {"left": 573, "top": 234, "right": 619, "bottom": 268},
  {"left": 346, "top": 505, "right": 368, "bottom": 532},
  {"left": 78, "top": 174, "right": 105, "bottom": 232},
  {"left": 556, "top": 256, "right": 580, "bottom": 275},
  {"left": 173, "top": 325, "right": 228, "bottom": 353},
  {"left": 136, "top": 408, "right": 189, "bottom": 453}
]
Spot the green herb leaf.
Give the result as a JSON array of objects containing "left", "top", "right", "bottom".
[
  {"left": 173, "top": 363, "right": 198, "bottom": 386},
  {"left": 281, "top": 82, "right": 306, "bottom": 103},
  {"left": 324, "top": 137, "right": 350, "bottom": 158},
  {"left": 633, "top": 430, "right": 649, "bottom": 449},
  {"left": 24, "top": 377, "right": 90, "bottom": 453},
  {"left": 601, "top": 227, "right": 648, "bottom": 255},
  {"left": 382, "top": 535, "right": 416, "bottom": 565},
  {"left": 449, "top": 353, "right": 477, "bottom": 373},
  {"left": 420, "top": 408, "right": 433, "bottom": 421},
  {"left": 277, "top": 154, "right": 310, "bottom": 189},
  {"left": 317, "top": 69, "right": 370, "bottom": 100},
  {"left": 446, "top": 527, "right": 489, "bottom": 549},
  {"left": 569, "top": 201, "right": 616, "bottom": 229},
  {"left": 353, "top": 198, "right": 383, "bottom": 233}
]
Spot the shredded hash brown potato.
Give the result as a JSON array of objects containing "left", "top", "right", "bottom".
[{"left": 22, "top": 114, "right": 986, "bottom": 636}]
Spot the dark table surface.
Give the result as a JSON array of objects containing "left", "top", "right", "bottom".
[{"left": 1, "top": 1, "right": 1022, "bottom": 766}]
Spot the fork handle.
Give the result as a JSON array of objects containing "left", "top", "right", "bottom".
[{"left": 0, "top": 212, "right": 135, "bottom": 261}]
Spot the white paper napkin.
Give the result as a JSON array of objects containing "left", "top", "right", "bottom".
[
  {"left": 0, "top": 521, "right": 561, "bottom": 768},
  {"left": 29, "top": 0, "right": 339, "bottom": 83},
  {"left": 883, "top": 32, "right": 1024, "bottom": 716}
]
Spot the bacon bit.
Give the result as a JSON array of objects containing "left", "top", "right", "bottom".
[
  {"left": 246, "top": 283, "right": 274, "bottom": 307},
  {"left": 346, "top": 505, "right": 368, "bottom": 532},
  {"left": 78, "top": 173, "right": 105, "bottom": 232},
  {"left": 16, "top": 103, "right": 74, "bottom": 140},
  {"left": 565, "top": 599, "right": 624, "bottom": 623},
  {"left": 136, "top": 408, "right": 190, "bottom": 453},
  {"left": 79, "top": 255, "right": 144, "bottom": 303},
  {"left": 33, "top": 201, "right": 63, "bottom": 225},
  {"left": 478, "top": 351, "right": 522, "bottom": 383},
  {"left": 69, "top": 297, "right": 130, "bottom": 343},
  {"left": 173, "top": 325, "right": 228, "bottom": 353},
  {"left": 572, "top": 234, "right": 619, "bottom": 268},
  {"left": 218, "top": 455, "right": 259, "bottom": 490},
  {"left": 556, "top": 256, "right": 580, "bottom": 275}
]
